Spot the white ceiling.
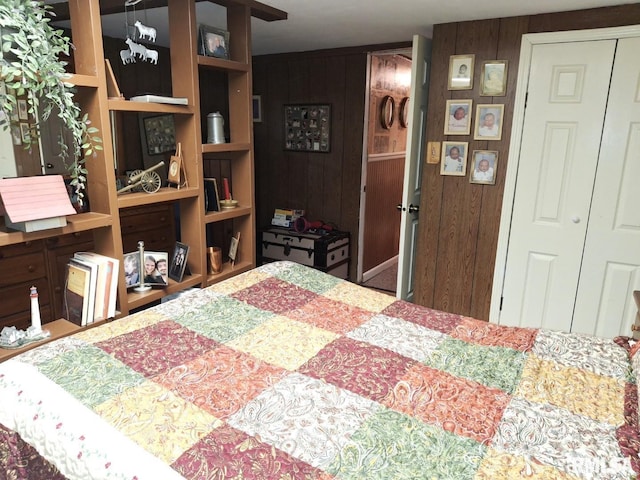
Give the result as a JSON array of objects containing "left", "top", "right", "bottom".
[{"left": 95, "top": 0, "right": 637, "bottom": 56}]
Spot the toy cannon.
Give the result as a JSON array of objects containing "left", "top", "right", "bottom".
[{"left": 117, "top": 161, "right": 164, "bottom": 194}]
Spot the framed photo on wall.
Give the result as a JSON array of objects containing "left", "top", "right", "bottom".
[
  {"left": 444, "top": 99, "right": 472, "bottom": 135},
  {"left": 474, "top": 104, "right": 504, "bottom": 141},
  {"left": 440, "top": 141, "right": 468, "bottom": 176},
  {"left": 469, "top": 150, "right": 498, "bottom": 185},
  {"left": 448, "top": 54, "right": 475, "bottom": 90},
  {"left": 480, "top": 60, "right": 508, "bottom": 96},
  {"left": 253, "top": 95, "right": 262, "bottom": 122},
  {"left": 284, "top": 104, "right": 331, "bottom": 152}
]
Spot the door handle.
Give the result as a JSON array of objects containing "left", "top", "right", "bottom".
[
  {"left": 396, "top": 203, "right": 403, "bottom": 211},
  {"left": 408, "top": 204, "right": 419, "bottom": 213}
]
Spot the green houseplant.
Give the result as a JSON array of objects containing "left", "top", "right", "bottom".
[{"left": 0, "top": 0, "right": 102, "bottom": 205}]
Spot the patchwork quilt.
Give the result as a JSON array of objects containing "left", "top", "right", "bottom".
[{"left": 1, "top": 261, "right": 639, "bottom": 479}]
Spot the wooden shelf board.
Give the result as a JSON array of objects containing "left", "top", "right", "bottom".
[
  {"left": 108, "top": 99, "right": 195, "bottom": 114},
  {"left": 125, "top": 273, "right": 204, "bottom": 310},
  {"left": 202, "top": 142, "right": 251, "bottom": 154},
  {"left": 197, "top": 55, "right": 249, "bottom": 72},
  {"left": 0, "top": 212, "right": 112, "bottom": 247},
  {"left": 67, "top": 73, "right": 99, "bottom": 88},
  {"left": 117, "top": 186, "right": 200, "bottom": 209},
  {"left": 206, "top": 260, "right": 253, "bottom": 285},
  {"left": 204, "top": 205, "right": 252, "bottom": 223}
]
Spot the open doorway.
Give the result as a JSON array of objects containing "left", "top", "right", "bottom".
[{"left": 357, "top": 49, "right": 412, "bottom": 293}]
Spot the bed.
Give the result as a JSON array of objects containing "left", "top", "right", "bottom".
[{"left": 1, "top": 260, "right": 639, "bottom": 479}]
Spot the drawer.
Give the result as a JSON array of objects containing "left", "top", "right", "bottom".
[
  {"left": 0, "top": 252, "right": 47, "bottom": 287},
  {"left": 0, "top": 280, "right": 51, "bottom": 319},
  {"left": 45, "top": 231, "right": 94, "bottom": 249},
  {"left": 0, "top": 240, "right": 45, "bottom": 259},
  {"left": 122, "top": 227, "right": 175, "bottom": 253},
  {"left": 324, "top": 244, "right": 349, "bottom": 268},
  {"left": 120, "top": 204, "right": 174, "bottom": 234},
  {"left": 262, "top": 242, "right": 315, "bottom": 266},
  {"left": 0, "top": 304, "right": 52, "bottom": 332}
]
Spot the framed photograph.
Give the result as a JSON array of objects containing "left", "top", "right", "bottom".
[
  {"left": 229, "top": 233, "right": 240, "bottom": 267},
  {"left": 123, "top": 252, "right": 141, "bottom": 288},
  {"left": 142, "top": 114, "right": 176, "bottom": 156},
  {"left": 19, "top": 122, "right": 30, "bottom": 143},
  {"left": 169, "top": 242, "right": 189, "bottom": 282},
  {"left": 469, "top": 150, "right": 498, "bottom": 185},
  {"left": 143, "top": 251, "right": 169, "bottom": 286},
  {"left": 440, "top": 141, "right": 469, "bottom": 176},
  {"left": 18, "top": 99, "right": 28, "bottom": 120},
  {"left": 474, "top": 104, "right": 504, "bottom": 141},
  {"left": 448, "top": 54, "right": 475, "bottom": 90},
  {"left": 199, "top": 25, "right": 229, "bottom": 59},
  {"left": 253, "top": 95, "right": 262, "bottom": 122},
  {"left": 444, "top": 99, "right": 472, "bottom": 135},
  {"left": 480, "top": 60, "right": 508, "bottom": 96},
  {"left": 284, "top": 104, "right": 331, "bottom": 153}
]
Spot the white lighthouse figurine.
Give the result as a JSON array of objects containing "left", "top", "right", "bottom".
[{"left": 30, "top": 285, "right": 42, "bottom": 333}]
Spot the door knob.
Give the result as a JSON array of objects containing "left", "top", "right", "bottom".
[
  {"left": 408, "top": 204, "right": 419, "bottom": 213},
  {"left": 571, "top": 216, "right": 581, "bottom": 224},
  {"left": 396, "top": 204, "right": 403, "bottom": 211}
]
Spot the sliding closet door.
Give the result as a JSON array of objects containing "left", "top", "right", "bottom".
[
  {"left": 499, "top": 40, "right": 615, "bottom": 331},
  {"left": 571, "top": 37, "right": 640, "bottom": 337}
]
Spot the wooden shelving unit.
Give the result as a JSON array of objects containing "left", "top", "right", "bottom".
[{"left": 0, "top": 0, "right": 287, "bottom": 336}]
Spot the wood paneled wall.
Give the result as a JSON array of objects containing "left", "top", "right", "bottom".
[
  {"left": 253, "top": 46, "right": 406, "bottom": 280},
  {"left": 414, "top": 4, "right": 640, "bottom": 320}
]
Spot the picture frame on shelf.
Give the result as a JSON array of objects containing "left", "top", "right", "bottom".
[
  {"left": 284, "top": 104, "right": 331, "bottom": 152},
  {"left": 448, "top": 54, "right": 475, "bottom": 90},
  {"left": 142, "top": 114, "right": 176, "bottom": 156},
  {"left": 229, "top": 232, "right": 240, "bottom": 267},
  {"left": 469, "top": 150, "right": 498, "bottom": 185},
  {"left": 440, "top": 141, "right": 468, "bottom": 176},
  {"left": 480, "top": 60, "right": 508, "bottom": 96},
  {"left": 143, "top": 251, "right": 169, "bottom": 286},
  {"left": 474, "top": 104, "right": 504, "bottom": 141},
  {"left": 444, "top": 99, "right": 472, "bottom": 135},
  {"left": 199, "top": 25, "right": 230, "bottom": 59},
  {"left": 123, "top": 252, "right": 141, "bottom": 289},
  {"left": 169, "top": 242, "right": 189, "bottom": 282}
]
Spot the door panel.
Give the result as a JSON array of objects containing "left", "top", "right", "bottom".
[
  {"left": 499, "top": 40, "right": 616, "bottom": 330},
  {"left": 572, "top": 37, "right": 640, "bottom": 337},
  {"left": 398, "top": 34, "right": 430, "bottom": 300}
]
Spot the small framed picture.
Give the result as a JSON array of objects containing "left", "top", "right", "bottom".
[
  {"left": 440, "top": 141, "right": 469, "bottom": 176},
  {"left": 444, "top": 99, "right": 472, "bottom": 135},
  {"left": 474, "top": 104, "right": 504, "bottom": 141},
  {"left": 123, "top": 252, "right": 141, "bottom": 288},
  {"left": 143, "top": 251, "right": 169, "bottom": 286},
  {"left": 19, "top": 122, "right": 30, "bottom": 143},
  {"left": 448, "top": 54, "right": 475, "bottom": 90},
  {"left": 18, "top": 99, "right": 28, "bottom": 120},
  {"left": 169, "top": 242, "right": 189, "bottom": 282},
  {"left": 480, "top": 60, "right": 508, "bottom": 96},
  {"left": 253, "top": 95, "right": 262, "bottom": 122},
  {"left": 142, "top": 114, "right": 176, "bottom": 156},
  {"left": 199, "top": 25, "right": 229, "bottom": 59},
  {"left": 469, "top": 150, "right": 498, "bottom": 185}
]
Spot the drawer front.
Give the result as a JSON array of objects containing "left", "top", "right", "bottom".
[
  {"left": 262, "top": 243, "right": 315, "bottom": 266},
  {"left": 0, "top": 240, "right": 45, "bottom": 259},
  {"left": 0, "top": 252, "right": 47, "bottom": 287},
  {"left": 0, "top": 280, "right": 51, "bottom": 319},
  {"left": 122, "top": 228, "right": 174, "bottom": 253},
  {"left": 45, "top": 231, "right": 94, "bottom": 250},
  {"left": 325, "top": 244, "right": 350, "bottom": 268},
  {"left": 262, "top": 231, "right": 316, "bottom": 250}
]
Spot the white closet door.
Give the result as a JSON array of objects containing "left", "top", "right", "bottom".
[
  {"left": 499, "top": 40, "right": 615, "bottom": 331},
  {"left": 572, "top": 37, "right": 640, "bottom": 337}
]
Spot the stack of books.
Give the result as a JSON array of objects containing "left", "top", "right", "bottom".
[
  {"left": 63, "top": 252, "right": 120, "bottom": 326},
  {"left": 271, "top": 208, "right": 304, "bottom": 228}
]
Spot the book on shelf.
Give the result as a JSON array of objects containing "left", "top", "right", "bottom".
[
  {"left": 63, "top": 262, "right": 93, "bottom": 326},
  {"left": 67, "top": 257, "right": 99, "bottom": 325},
  {"left": 74, "top": 252, "right": 120, "bottom": 320},
  {"left": 204, "top": 178, "right": 221, "bottom": 212}
]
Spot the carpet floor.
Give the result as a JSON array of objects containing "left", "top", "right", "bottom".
[{"left": 362, "top": 261, "right": 398, "bottom": 294}]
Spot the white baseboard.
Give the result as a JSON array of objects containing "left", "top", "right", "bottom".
[{"left": 362, "top": 255, "right": 398, "bottom": 283}]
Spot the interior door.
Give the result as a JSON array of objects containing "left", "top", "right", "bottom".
[
  {"left": 397, "top": 34, "right": 430, "bottom": 301},
  {"left": 571, "top": 37, "right": 640, "bottom": 337},
  {"left": 499, "top": 40, "right": 615, "bottom": 331}
]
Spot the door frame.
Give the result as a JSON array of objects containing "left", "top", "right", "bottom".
[{"left": 490, "top": 24, "right": 640, "bottom": 324}]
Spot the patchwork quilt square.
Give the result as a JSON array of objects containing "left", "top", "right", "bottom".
[
  {"left": 231, "top": 277, "right": 320, "bottom": 314},
  {"left": 382, "top": 300, "right": 464, "bottom": 334}
]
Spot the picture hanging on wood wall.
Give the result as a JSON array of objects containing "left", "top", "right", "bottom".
[{"left": 284, "top": 104, "right": 331, "bottom": 152}]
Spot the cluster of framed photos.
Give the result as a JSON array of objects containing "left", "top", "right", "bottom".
[
  {"left": 440, "top": 54, "right": 508, "bottom": 185},
  {"left": 440, "top": 143, "right": 498, "bottom": 185},
  {"left": 123, "top": 242, "right": 190, "bottom": 289},
  {"left": 284, "top": 104, "right": 331, "bottom": 152}
]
